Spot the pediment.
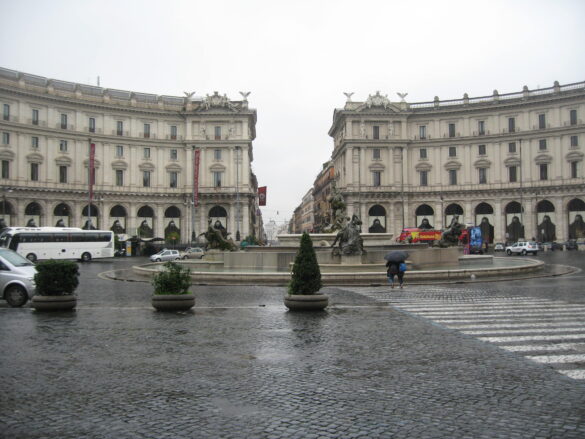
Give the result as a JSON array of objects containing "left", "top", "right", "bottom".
[
  {"left": 444, "top": 160, "right": 461, "bottom": 170},
  {"left": 26, "top": 152, "right": 44, "bottom": 164},
  {"left": 55, "top": 155, "right": 72, "bottom": 166},
  {"left": 139, "top": 162, "right": 155, "bottom": 171},
  {"left": 504, "top": 157, "right": 521, "bottom": 167},
  {"left": 534, "top": 154, "right": 552, "bottom": 165},
  {"left": 566, "top": 151, "right": 584, "bottom": 162},
  {"left": 473, "top": 158, "right": 492, "bottom": 168},
  {"left": 165, "top": 163, "right": 182, "bottom": 171},
  {"left": 210, "top": 163, "right": 226, "bottom": 172},
  {"left": 415, "top": 162, "right": 432, "bottom": 171},
  {"left": 111, "top": 160, "right": 128, "bottom": 170},
  {"left": 0, "top": 150, "right": 15, "bottom": 160}
]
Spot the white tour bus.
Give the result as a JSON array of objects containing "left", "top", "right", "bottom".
[{"left": 0, "top": 227, "right": 114, "bottom": 262}]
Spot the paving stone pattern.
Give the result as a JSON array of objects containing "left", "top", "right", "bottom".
[{"left": 0, "top": 253, "right": 584, "bottom": 438}]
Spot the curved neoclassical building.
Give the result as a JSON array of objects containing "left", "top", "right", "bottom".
[
  {"left": 328, "top": 83, "right": 585, "bottom": 243},
  {"left": 0, "top": 67, "right": 261, "bottom": 244}
]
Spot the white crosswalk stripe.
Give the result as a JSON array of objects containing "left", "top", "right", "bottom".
[{"left": 352, "top": 286, "right": 585, "bottom": 380}]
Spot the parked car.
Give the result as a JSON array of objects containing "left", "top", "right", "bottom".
[
  {"left": 564, "top": 240, "right": 578, "bottom": 250},
  {"left": 149, "top": 249, "right": 181, "bottom": 262},
  {"left": 181, "top": 247, "right": 205, "bottom": 260},
  {"left": 505, "top": 241, "right": 539, "bottom": 256},
  {"left": 494, "top": 242, "right": 505, "bottom": 252},
  {"left": 0, "top": 248, "right": 37, "bottom": 307}
]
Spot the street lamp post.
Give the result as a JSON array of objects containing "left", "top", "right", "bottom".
[
  {"left": 191, "top": 145, "right": 196, "bottom": 245},
  {"left": 235, "top": 146, "right": 241, "bottom": 241}
]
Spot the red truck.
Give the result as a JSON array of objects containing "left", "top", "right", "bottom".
[{"left": 397, "top": 228, "right": 442, "bottom": 244}]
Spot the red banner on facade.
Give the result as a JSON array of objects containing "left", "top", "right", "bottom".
[
  {"left": 258, "top": 186, "right": 267, "bottom": 206},
  {"left": 89, "top": 143, "right": 95, "bottom": 201},
  {"left": 193, "top": 149, "right": 200, "bottom": 207}
]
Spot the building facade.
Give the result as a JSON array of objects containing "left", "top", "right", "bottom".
[
  {"left": 312, "top": 161, "right": 334, "bottom": 233},
  {"left": 328, "top": 83, "right": 585, "bottom": 243},
  {"left": 0, "top": 67, "right": 262, "bottom": 244}
]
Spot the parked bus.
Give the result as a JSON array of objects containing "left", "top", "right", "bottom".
[{"left": 0, "top": 227, "right": 114, "bottom": 262}]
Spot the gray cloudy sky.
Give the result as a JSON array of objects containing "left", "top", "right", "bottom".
[{"left": 1, "top": 0, "right": 584, "bottom": 227}]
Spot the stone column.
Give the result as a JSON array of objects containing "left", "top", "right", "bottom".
[{"left": 494, "top": 199, "right": 503, "bottom": 242}]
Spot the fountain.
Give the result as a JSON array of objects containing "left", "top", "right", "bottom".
[{"left": 132, "top": 215, "right": 544, "bottom": 285}]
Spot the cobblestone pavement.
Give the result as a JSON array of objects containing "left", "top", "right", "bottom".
[{"left": 1, "top": 252, "right": 585, "bottom": 438}]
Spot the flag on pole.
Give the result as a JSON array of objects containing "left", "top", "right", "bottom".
[
  {"left": 193, "top": 149, "right": 201, "bottom": 207},
  {"left": 258, "top": 186, "right": 267, "bottom": 206}
]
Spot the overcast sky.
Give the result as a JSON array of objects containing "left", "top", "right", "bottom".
[{"left": 1, "top": 0, "right": 584, "bottom": 227}]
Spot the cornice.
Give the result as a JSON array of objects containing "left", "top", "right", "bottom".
[{"left": 0, "top": 85, "right": 257, "bottom": 120}]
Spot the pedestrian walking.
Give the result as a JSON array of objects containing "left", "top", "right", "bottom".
[{"left": 386, "top": 260, "right": 406, "bottom": 288}]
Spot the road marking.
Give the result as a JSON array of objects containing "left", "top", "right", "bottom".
[
  {"left": 462, "top": 327, "right": 585, "bottom": 335},
  {"left": 352, "top": 287, "right": 585, "bottom": 380},
  {"left": 526, "top": 354, "right": 585, "bottom": 364},
  {"left": 500, "top": 343, "right": 585, "bottom": 352}
]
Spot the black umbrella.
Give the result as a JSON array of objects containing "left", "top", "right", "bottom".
[{"left": 384, "top": 250, "right": 409, "bottom": 262}]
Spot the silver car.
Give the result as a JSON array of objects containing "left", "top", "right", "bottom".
[
  {"left": 181, "top": 247, "right": 205, "bottom": 259},
  {"left": 0, "top": 248, "right": 36, "bottom": 307},
  {"left": 149, "top": 249, "right": 181, "bottom": 262}
]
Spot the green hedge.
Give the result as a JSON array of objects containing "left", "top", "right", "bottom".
[
  {"left": 288, "top": 232, "right": 322, "bottom": 295},
  {"left": 34, "top": 260, "right": 80, "bottom": 296},
  {"left": 152, "top": 262, "right": 192, "bottom": 295}
]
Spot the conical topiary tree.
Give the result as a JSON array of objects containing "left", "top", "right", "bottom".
[{"left": 288, "top": 232, "right": 322, "bottom": 295}]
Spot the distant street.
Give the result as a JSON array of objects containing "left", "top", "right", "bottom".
[{"left": 1, "top": 251, "right": 584, "bottom": 438}]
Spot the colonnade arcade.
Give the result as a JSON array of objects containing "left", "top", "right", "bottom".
[
  {"left": 0, "top": 199, "right": 247, "bottom": 244},
  {"left": 360, "top": 197, "right": 585, "bottom": 243}
]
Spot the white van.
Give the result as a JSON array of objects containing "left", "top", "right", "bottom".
[{"left": 0, "top": 248, "right": 37, "bottom": 307}]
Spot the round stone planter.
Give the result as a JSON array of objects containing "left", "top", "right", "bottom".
[
  {"left": 151, "top": 294, "right": 195, "bottom": 311},
  {"left": 284, "top": 294, "right": 329, "bottom": 311},
  {"left": 32, "top": 295, "right": 77, "bottom": 311}
]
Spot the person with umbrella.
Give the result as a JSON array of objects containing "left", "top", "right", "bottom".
[{"left": 385, "top": 250, "right": 408, "bottom": 289}]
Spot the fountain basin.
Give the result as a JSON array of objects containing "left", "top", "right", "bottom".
[{"left": 133, "top": 256, "right": 544, "bottom": 286}]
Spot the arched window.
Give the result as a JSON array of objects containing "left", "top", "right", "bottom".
[
  {"left": 0, "top": 201, "right": 14, "bottom": 215},
  {"left": 25, "top": 202, "right": 42, "bottom": 216},
  {"left": 209, "top": 206, "right": 227, "bottom": 217},
  {"left": 505, "top": 201, "right": 522, "bottom": 214},
  {"left": 415, "top": 204, "right": 434, "bottom": 216},
  {"left": 475, "top": 203, "right": 495, "bottom": 243},
  {"left": 415, "top": 204, "right": 434, "bottom": 229},
  {"left": 209, "top": 206, "right": 228, "bottom": 230},
  {"left": 110, "top": 205, "right": 127, "bottom": 217},
  {"left": 445, "top": 204, "right": 463, "bottom": 215},
  {"left": 137, "top": 206, "right": 155, "bottom": 218},
  {"left": 568, "top": 198, "right": 585, "bottom": 239},
  {"left": 568, "top": 198, "right": 585, "bottom": 212},
  {"left": 475, "top": 202, "right": 494, "bottom": 215},
  {"left": 165, "top": 206, "right": 181, "bottom": 218},
  {"left": 54, "top": 203, "right": 71, "bottom": 216},
  {"left": 505, "top": 202, "right": 524, "bottom": 242},
  {"left": 368, "top": 204, "right": 386, "bottom": 233},
  {"left": 82, "top": 205, "right": 99, "bottom": 217},
  {"left": 536, "top": 200, "right": 557, "bottom": 242},
  {"left": 536, "top": 200, "right": 555, "bottom": 213}
]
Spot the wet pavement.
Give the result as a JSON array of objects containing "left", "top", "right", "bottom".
[{"left": 1, "top": 251, "right": 585, "bottom": 438}]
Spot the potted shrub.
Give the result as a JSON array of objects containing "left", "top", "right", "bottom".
[
  {"left": 284, "top": 232, "right": 329, "bottom": 311},
  {"left": 32, "top": 260, "right": 79, "bottom": 311},
  {"left": 151, "top": 261, "right": 194, "bottom": 311}
]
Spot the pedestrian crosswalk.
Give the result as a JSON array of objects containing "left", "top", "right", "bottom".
[{"left": 353, "top": 286, "right": 585, "bottom": 380}]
